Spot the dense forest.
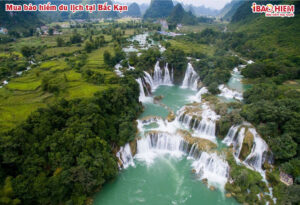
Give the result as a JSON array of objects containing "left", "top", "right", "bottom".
[{"left": 0, "top": 76, "right": 141, "bottom": 204}]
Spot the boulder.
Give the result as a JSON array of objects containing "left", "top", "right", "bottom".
[
  {"left": 202, "top": 178, "right": 208, "bottom": 185},
  {"left": 167, "top": 111, "right": 176, "bottom": 122},
  {"left": 154, "top": 95, "right": 164, "bottom": 103},
  {"left": 209, "top": 186, "right": 216, "bottom": 191},
  {"left": 225, "top": 193, "right": 232, "bottom": 198},
  {"left": 140, "top": 116, "right": 163, "bottom": 124},
  {"left": 239, "top": 129, "right": 254, "bottom": 161}
]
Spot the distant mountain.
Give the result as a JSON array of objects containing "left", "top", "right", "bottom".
[
  {"left": 218, "top": 0, "right": 243, "bottom": 21},
  {"left": 0, "top": 0, "right": 42, "bottom": 31},
  {"left": 167, "top": 4, "right": 197, "bottom": 25},
  {"left": 185, "top": 5, "right": 219, "bottom": 17},
  {"left": 139, "top": 3, "right": 150, "bottom": 15},
  {"left": 143, "top": 0, "right": 174, "bottom": 19},
  {"left": 121, "top": 3, "right": 141, "bottom": 18}
]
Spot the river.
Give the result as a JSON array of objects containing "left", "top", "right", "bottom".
[{"left": 94, "top": 84, "right": 238, "bottom": 205}]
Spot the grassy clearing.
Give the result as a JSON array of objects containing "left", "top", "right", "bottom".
[
  {"left": 180, "top": 23, "right": 225, "bottom": 33},
  {"left": 168, "top": 39, "right": 215, "bottom": 56},
  {"left": 280, "top": 80, "right": 300, "bottom": 92},
  {"left": 42, "top": 46, "right": 81, "bottom": 57},
  {"left": 84, "top": 45, "right": 114, "bottom": 70}
]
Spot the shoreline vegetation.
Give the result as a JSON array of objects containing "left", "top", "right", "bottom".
[{"left": 0, "top": 1, "right": 300, "bottom": 204}]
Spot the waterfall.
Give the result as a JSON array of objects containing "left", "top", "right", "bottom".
[
  {"left": 114, "top": 63, "right": 124, "bottom": 77},
  {"left": 244, "top": 128, "right": 268, "bottom": 174},
  {"left": 192, "top": 152, "right": 229, "bottom": 189},
  {"left": 163, "top": 63, "right": 172, "bottom": 85},
  {"left": 135, "top": 132, "right": 186, "bottom": 165},
  {"left": 176, "top": 103, "right": 220, "bottom": 143},
  {"left": 143, "top": 71, "right": 154, "bottom": 92},
  {"left": 153, "top": 61, "right": 163, "bottom": 87},
  {"left": 190, "top": 87, "right": 208, "bottom": 103},
  {"left": 153, "top": 61, "right": 173, "bottom": 89},
  {"left": 134, "top": 131, "right": 229, "bottom": 189},
  {"left": 116, "top": 143, "right": 135, "bottom": 169},
  {"left": 233, "top": 127, "right": 246, "bottom": 159},
  {"left": 223, "top": 125, "right": 269, "bottom": 173},
  {"left": 218, "top": 84, "right": 243, "bottom": 101},
  {"left": 181, "top": 63, "right": 199, "bottom": 90},
  {"left": 136, "top": 78, "right": 148, "bottom": 102},
  {"left": 222, "top": 125, "right": 239, "bottom": 146}
]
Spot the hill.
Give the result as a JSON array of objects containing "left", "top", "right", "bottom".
[
  {"left": 121, "top": 3, "right": 142, "bottom": 18},
  {"left": 218, "top": 0, "right": 243, "bottom": 21},
  {"left": 229, "top": 0, "right": 300, "bottom": 60},
  {"left": 185, "top": 4, "right": 219, "bottom": 17},
  {"left": 167, "top": 4, "right": 198, "bottom": 25},
  {"left": 0, "top": 1, "right": 42, "bottom": 31},
  {"left": 143, "top": 0, "right": 174, "bottom": 19}
]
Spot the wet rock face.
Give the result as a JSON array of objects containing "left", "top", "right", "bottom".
[
  {"left": 173, "top": 68, "right": 186, "bottom": 85},
  {"left": 130, "top": 139, "right": 137, "bottom": 156},
  {"left": 239, "top": 129, "right": 254, "bottom": 161},
  {"left": 177, "top": 130, "right": 217, "bottom": 152},
  {"left": 167, "top": 111, "right": 175, "bottom": 122}
]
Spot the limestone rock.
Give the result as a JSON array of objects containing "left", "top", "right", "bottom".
[
  {"left": 177, "top": 130, "right": 217, "bottom": 152},
  {"left": 239, "top": 129, "right": 254, "bottom": 160},
  {"left": 202, "top": 178, "right": 208, "bottom": 185},
  {"left": 225, "top": 193, "right": 232, "bottom": 198},
  {"left": 167, "top": 111, "right": 176, "bottom": 122},
  {"left": 130, "top": 139, "right": 137, "bottom": 156},
  {"left": 209, "top": 186, "right": 216, "bottom": 191}
]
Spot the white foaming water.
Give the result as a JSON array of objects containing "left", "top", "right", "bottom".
[
  {"left": 244, "top": 128, "right": 268, "bottom": 174},
  {"left": 116, "top": 143, "right": 135, "bottom": 169},
  {"left": 223, "top": 125, "right": 269, "bottom": 175},
  {"left": 181, "top": 63, "right": 199, "bottom": 90},
  {"left": 247, "top": 60, "right": 254, "bottom": 64},
  {"left": 233, "top": 127, "right": 246, "bottom": 160},
  {"left": 163, "top": 63, "right": 172, "bottom": 85},
  {"left": 218, "top": 84, "right": 243, "bottom": 101},
  {"left": 176, "top": 103, "right": 220, "bottom": 143},
  {"left": 136, "top": 78, "right": 152, "bottom": 103},
  {"left": 192, "top": 152, "right": 229, "bottom": 190},
  {"left": 128, "top": 65, "right": 135, "bottom": 70},
  {"left": 152, "top": 61, "right": 173, "bottom": 89},
  {"left": 222, "top": 125, "right": 239, "bottom": 146},
  {"left": 135, "top": 132, "right": 185, "bottom": 165},
  {"left": 189, "top": 87, "right": 208, "bottom": 103},
  {"left": 114, "top": 63, "right": 124, "bottom": 77},
  {"left": 143, "top": 71, "right": 154, "bottom": 93},
  {"left": 134, "top": 131, "right": 229, "bottom": 190}
]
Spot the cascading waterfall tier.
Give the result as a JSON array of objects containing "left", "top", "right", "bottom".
[
  {"left": 244, "top": 128, "right": 269, "bottom": 174},
  {"left": 136, "top": 61, "right": 173, "bottom": 102},
  {"left": 176, "top": 103, "right": 220, "bottom": 143},
  {"left": 181, "top": 63, "right": 199, "bottom": 90},
  {"left": 134, "top": 131, "right": 229, "bottom": 189},
  {"left": 152, "top": 61, "right": 173, "bottom": 89},
  {"left": 192, "top": 152, "right": 229, "bottom": 189},
  {"left": 218, "top": 84, "right": 243, "bottom": 101},
  {"left": 116, "top": 143, "right": 135, "bottom": 169},
  {"left": 222, "top": 125, "right": 269, "bottom": 174},
  {"left": 136, "top": 78, "right": 148, "bottom": 102}
]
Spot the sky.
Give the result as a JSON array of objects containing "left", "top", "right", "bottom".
[{"left": 119, "top": 0, "right": 233, "bottom": 10}]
